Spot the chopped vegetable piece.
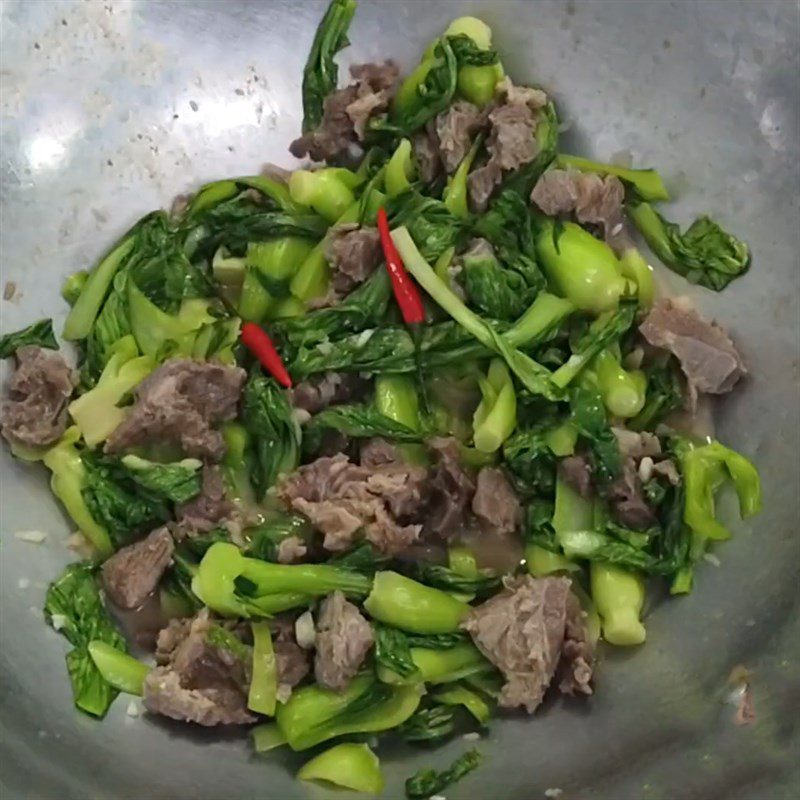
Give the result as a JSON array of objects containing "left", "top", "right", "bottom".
[
  {"left": 405, "top": 749, "right": 482, "bottom": 799},
  {"left": 298, "top": 743, "right": 384, "bottom": 794}
]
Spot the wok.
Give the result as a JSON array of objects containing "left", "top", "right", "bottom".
[{"left": 1, "top": 1, "right": 798, "bottom": 798}]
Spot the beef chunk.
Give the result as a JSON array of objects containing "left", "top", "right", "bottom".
[
  {"left": 144, "top": 609, "right": 256, "bottom": 726},
  {"left": 412, "top": 125, "right": 443, "bottom": 183},
  {"left": 275, "top": 640, "right": 311, "bottom": 701},
  {"left": 607, "top": 459, "right": 657, "bottom": 530},
  {"left": 1, "top": 346, "right": 73, "bottom": 448},
  {"left": 462, "top": 575, "right": 592, "bottom": 712},
  {"left": 467, "top": 161, "right": 503, "bottom": 213},
  {"left": 173, "top": 465, "right": 236, "bottom": 539},
  {"left": 292, "top": 372, "right": 367, "bottom": 415},
  {"left": 290, "top": 61, "right": 398, "bottom": 162},
  {"left": 359, "top": 437, "right": 400, "bottom": 469},
  {"left": 639, "top": 299, "right": 746, "bottom": 404},
  {"left": 486, "top": 102, "right": 540, "bottom": 172},
  {"left": 557, "top": 591, "right": 594, "bottom": 696},
  {"left": 531, "top": 168, "right": 625, "bottom": 239},
  {"left": 105, "top": 359, "right": 245, "bottom": 461},
  {"left": 558, "top": 455, "right": 594, "bottom": 499},
  {"left": 276, "top": 535, "right": 307, "bottom": 564},
  {"left": 325, "top": 224, "right": 382, "bottom": 296},
  {"left": 277, "top": 453, "right": 427, "bottom": 555},
  {"left": 101, "top": 526, "right": 174, "bottom": 609},
  {"left": 435, "top": 101, "right": 486, "bottom": 173},
  {"left": 426, "top": 437, "right": 476, "bottom": 539},
  {"left": 314, "top": 591, "right": 374, "bottom": 691},
  {"left": 471, "top": 467, "right": 522, "bottom": 536}
]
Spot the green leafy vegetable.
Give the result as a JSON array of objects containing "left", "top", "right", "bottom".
[
  {"left": 405, "top": 749, "right": 482, "bottom": 799},
  {"left": 412, "top": 563, "right": 501, "bottom": 596},
  {"left": 119, "top": 454, "right": 203, "bottom": 504},
  {"left": 87, "top": 641, "right": 149, "bottom": 696},
  {"left": 627, "top": 199, "right": 750, "bottom": 291},
  {"left": 535, "top": 219, "right": 625, "bottom": 313},
  {"left": 386, "top": 191, "right": 470, "bottom": 262},
  {"left": 275, "top": 268, "right": 391, "bottom": 348},
  {"left": 241, "top": 373, "right": 301, "bottom": 500},
  {"left": 628, "top": 358, "right": 684, "bottom": 431},
  {"left": 399, "top": 704, "right": 456, "bottom": 743},
  {"left": 299, "top": 0, "right": 357, "bottom": 132},
  {"left": 304, "top": 404, "right": 422, "bottom": 455},
  {"left": 298, "top": 742, "right": 385, "bottom": 793},
  {"left": 194, "top": 542, "right": 371, "bottom": 618},
  {"left": 590, "top": 562, "right": 646, "bottom": 646},
  {"left": 569, "top": 387, "right": 622, "bottom": 483},
  {"left": 374, "top": 623, "right": 419, "bottom": 680},
  {"left": 472, "top": 359, "right": 517, "bottom": 453},
  {"left": 0, "top": 319, "right": 58, "bottom": 358},
  {"left": 504, "top": 428, "right": 557, "bottom": 497},
  {"left": 246, "top": 513, "right": 312, "bottom": 562},
  {"left": 42, "top": 427, "right": 114, "bottom": 557},
  {"left": 392, "top": 226, "right": 559, "bottom": 400},
  {"left": 45, "top": 563, "right": 127, "bottom": 717},
  {"left": 276, "top": 674, "right": 423, "bottom": 750},
  {"left": 364, "top": 571, "right": 471, "bottom": 634}
]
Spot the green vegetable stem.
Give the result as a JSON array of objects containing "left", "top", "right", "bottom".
[
  {"left": 365, "top": 571, "right": 471, "bottom": 634},
  {"left": 472, "top": 359, "right": 517, "bottom": 453},
  {"left": 298, "top": 743, "right": 384, "bottom": 793},
  {"left": 591, "top": 562, "right": 647, "bottom": 646}
]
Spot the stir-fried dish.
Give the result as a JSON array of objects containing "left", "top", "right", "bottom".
[{"left": 0, "top": 3, "right": 760, "bottom": 797}]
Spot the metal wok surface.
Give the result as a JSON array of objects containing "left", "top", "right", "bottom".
[{"left": 1, "top": 1, "right": 798, "bottom": 798}]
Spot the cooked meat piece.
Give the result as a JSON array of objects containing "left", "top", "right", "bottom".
[
  {"left": 314, "top": 591, "right": 374, "bottom": 691},
  {"left": 574, "top": 172, "right": 625, "bottom": 235},
  {"left": 426, "top": 437, "right": 475, "bottom": 539},
  {"left": 467, "top": 161, "right": 503, "bottom": 213},
  {"left": 347, "top": 61, "right": 399, "bottom": 139},
  {"left": 530, "top": 169, "right": 579, "bottom": 216},
  {"left": 292, "top": 372, "right": 368, "bottom": 415},
  {"left": 639, "top": 299, "right": 746, "bottom": 404},
  {"left": 101, "top": 526, "right": 174, "bottom": 609},
  {"left": 360, "top": 437, "right": 400, "bottom": 469},
  {"left": 472, "top": 467, "right": 522, "bottom": 536},
  {"left": 173, "top": 465, "right": 236, "bottom": 539},
  {"left": 290, "top": 85, "right": 359, "bottom": 163},
  {"left": 275, "top": 640, "right": 311, "bottom": 701},
  {"left": 144, "top": 609, "right": 256, "bottom": 726},
  {"left": 462, "top": 575, "right": 574, "bottom": 713},
  {"left": 495, "top": 76, "right": 548, "bottom": 110},
  {"left": 0, "top": 346, "right": 73, "bottom": 448},
  {"left": 559, "top": 455, "right": 594, "bottom": 498},
  {"left": 531, "top": 168, "right": 624, "bottom": 239},
  {"left": 276, "top": 535, "right": 307, "bottom": 564},
  {"left": 105, "top": 359, "right": 245, "bottom": 461},
  {"left": 486, "top": 103, "right": 539, "bottom": 172},
  {"left": 557, "top": 591, "right": 594, "bottom": 696},
  {"left": 607, "top": 459, "right": 657, "bottom": 530},
  {"left": 277, "top": 453, "right": 427, "bottom": 555},
  {"left": 412, "top": 125, "right": 443, "bottom": 183},
  {"left": 325, "top": 224, "right": 382, "bottom": 296},
  {"left": 290, "top": 61, "right": 398, "bottom": 162},
  {"left": 612, "top": 427, "right": 662, "bottom": 460},
  {"left": 435, "top": 101, "right": 486, "bottom": 173}
]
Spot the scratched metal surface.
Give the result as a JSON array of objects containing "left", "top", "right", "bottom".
[{"left": 1, "top": 1, "right": 798, "bottom": 798}]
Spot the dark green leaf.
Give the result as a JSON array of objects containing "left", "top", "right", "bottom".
[
  {"left": 628, "top": 357, "right": 684, "bottom": 432},
  {"left": 628, "top": 198, "right": 750, "bottom": 291},
  {"left": 241, "top": 372, "right": 301, "bottom": 499},
  {"left": 303, "top": 404, "right": 422, "bottom": 454},
  {"left": 569, "top": 387, "right": 622, "bottom": 483},
  {"left": 411, "top": 563, "right": 501, "bottom": 596},
  {"left": 374, "top": 624, "right": 419, "bottom": 679},
  {"left": 448, "top": 34, "right": 499, "bottom": 66},
  {"left": 405, "top": 749, "right": 482, "bottom": 799},
  {"left": 44, "top": 563, "right": 126, "bottom": 717},
  {"left": 327, "top": 541, "right": 392, "bottom": 574},
  {"left": 386, "top": 190, "right": 470, "bottom": 262},
  {"left": 0, "top": 319, "right": 58, "bottom": 359},
  {"left": 246, "top": 513, "right": 312, "bottom": 562},
  {"left": 503, "top": 427, "right": 557, "bottom": 497},
  {"left": 399, "top": 704, "right": 456, "bottom": 743},
  {"left": 300, "top": 0, "right": 357, "bottom": 132}
]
